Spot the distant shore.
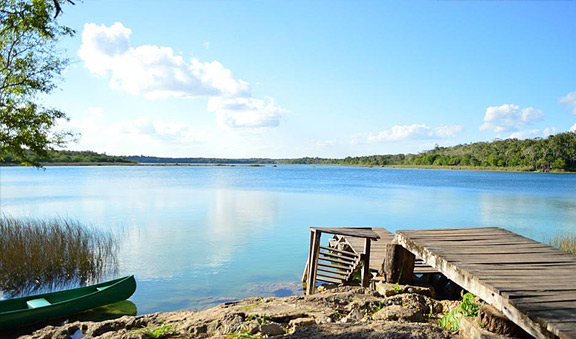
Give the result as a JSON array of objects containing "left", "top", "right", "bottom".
[{"left": 2, "top": 162, "right": 573, "bottom": 173}]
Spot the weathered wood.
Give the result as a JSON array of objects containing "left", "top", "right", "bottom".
[
  {"left": 317, "top": 262, "right": 354, "bottom": 270},
  {"left": 319, "top": 246, "right": 358, "bottom": 257},
  {"left": 396, "top": 227, "right": 576, "bottom": 339},
  {"left": 379, "top": 243, "right": 415, "bottom": 284},
  {"left": 318, "top": 252, "right": 357, "bottom": 264},
  {"left": 305, "top": 230, "right": 322, "bottom": 295},
  {"left": 361, "top": 238, "right": 371, "bottom": 287},
  {"left": 310, "top": 227, "right": 379, "bottom": 240},
  {"left": 341, "top": 227, "right": 436, "bottom": 274}
]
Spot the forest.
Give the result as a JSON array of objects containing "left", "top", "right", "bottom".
[
  {"left": 2, "top": 132, "right": 575, "bottom": 172},
  {"left": 0, "top": 150, "right": 135, "bottom": 165},
  {"left": 281, "top": 132, "right": 576, "bottom": 172}
]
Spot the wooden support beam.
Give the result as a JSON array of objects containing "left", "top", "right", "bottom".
[
  {"left": 361, "top": 238, "right": 371, "bottom": 287},
  {"left": 306, "top": 229, "right": 322, "bottom": 295},
  {"left": 380, "top": 243, "right": 415, "bottom": 284}
]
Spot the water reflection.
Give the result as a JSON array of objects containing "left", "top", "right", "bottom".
[{"left": 1, "top": 166, "right": 575, "bottom": 313}]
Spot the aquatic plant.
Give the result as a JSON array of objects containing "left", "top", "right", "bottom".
[
  {"left": 549, "top": 233, "right": 576, "bottom": 256},
  {"left": 0, "top": 215, "right": 118, "bottom": 297},
  {"left": 438, "top": 292, "right": 480, "bottom": 332}
]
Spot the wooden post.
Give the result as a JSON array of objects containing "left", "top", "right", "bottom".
[
  {"left": 361, "top": 237, "right": 371, "bottom": 287},
  {"left": 306, "top": 230, "right": 322, "bottom": 295},
  {"left": 380, "top": 244, "right": 415, "bottom": 284}
]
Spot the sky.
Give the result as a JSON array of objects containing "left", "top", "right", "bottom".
[{"left": 45, "top": 0, "right": 576, "bottom": 158}]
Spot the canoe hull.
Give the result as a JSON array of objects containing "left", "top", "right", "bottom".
[{"left": 0, "top": 275, "right": 136, "bottom": 329}]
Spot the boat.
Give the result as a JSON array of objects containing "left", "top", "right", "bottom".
[{"left": 0, "top": 275, "right": 136, "bottom": 329}]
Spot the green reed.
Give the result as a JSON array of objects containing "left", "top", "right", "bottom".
[
  {"left": 549, "top": 233, "right": 576, "bottom": 256},
  {"left": 0, "top": 215, "right": 118, "bottom": 297}
]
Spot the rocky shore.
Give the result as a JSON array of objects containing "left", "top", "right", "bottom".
[{"left": 16, "top": 284, "right": 465, "bottom": 339}]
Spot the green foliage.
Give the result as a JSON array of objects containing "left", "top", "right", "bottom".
[
  {"left": 0, "top": 215, "right": 118, "bottom": 297},
  {"left": 279, "top": 132, "right": 576, "bottom": 172},
  {"left": 141, "top": 324, "right": 178, "bottom": 338},
  {"left": 1, "top": 149, "right": 136, "bottom": 164},
  {"left": 0, "top": 0, "right": 76, "bottom": 167},
  {"left": 549, "top": 233, "right": 576, "bottom": 256},
  {"left": 241, "top": 298, "right": 263, "bottom": 311},
  {"left": 438, "top": 292, "right": 480, "bottom": 332},
  {"left": 227, "top": 332, "right": 261, "bottom": 339}
]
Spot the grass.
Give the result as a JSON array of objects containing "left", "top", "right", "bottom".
[
  {"left": 0, "top": 215, "right": 118, "bottom": 297},
  {"left": 227, "top": 333, "right": 262, "bottom": 339},
  {"left": 549, "top": 233, "right": 576, "bottom": 256},
  {"left": 438, "top": 292, "right": 480, "bottom": 332},
  {"left": 140, "top": 324, "right": 178, "bottom": 338}
]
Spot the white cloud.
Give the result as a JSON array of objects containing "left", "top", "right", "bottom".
[
  {"left": 507, "top": 127, "right": 558, "bottom": 140},
  {"left": 542, "top": 127, "right": 557, "bottom": 136},
  {"left": 559, "top": 90, "right": 576, "bottom": 114},
  {"left": 508, "top": 129, "right": 540, "bottom": 139},
  {"left": 570, "top": 123, "right": 576, "bottom": 132},
  {"left": 480, "top": 104, "right": 543, "bottom": 132},
  {"left": 78, "top": 22, "right": 284, "bottom": 130},
  {"left": 208, "top": 97, "right": 285, "bottom": 129},
  {"left": 367, "top": 124, "right": 463, "bottom": 142},
  {"left": 65, "top": 108, "right": 206, "bottom": 154}
]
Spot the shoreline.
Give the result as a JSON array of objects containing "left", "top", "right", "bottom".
[
  {"left": 1, "top": 162, "right": 574, "bottom": 173},
  {"left": 13, "top": 285, "right": 460, "bottom": 339}
]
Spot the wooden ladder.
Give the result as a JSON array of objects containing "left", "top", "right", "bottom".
[{"left": 302, "top": 227, "right": 379, "bottom": 295}]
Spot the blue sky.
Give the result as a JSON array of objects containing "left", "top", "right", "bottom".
[{"left": 46, "top": 0, "right": 576, "bottom": 158}]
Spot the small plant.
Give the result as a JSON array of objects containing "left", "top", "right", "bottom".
[
  {"left": 227, "top": 332, "right": 261, "bottom": 339},
  {"left": 438, "top": 292, "right": 480, "bottom": 332},
  {"left": 549, "top": 233, "right": 576, "bottom": 256},
  {"left": 247, "top": 314, "right": 267, "bottom": 325},
  {"left": 242, "top": 298, "right": 263, "bottom": 311},
  {"left": 141, "top": 324, "right": 178, "bottom": 338}
]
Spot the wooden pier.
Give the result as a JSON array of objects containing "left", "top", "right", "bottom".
[
  {"left": 396, "top": 227, "right": 576, "bottom": 339},
  {"left": 304, "top": 226, "right": 576, "bottom": 339}
]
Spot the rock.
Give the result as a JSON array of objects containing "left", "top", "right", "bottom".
[
  {"left": 375, "top": 282, "right": 406, "bottom": 297},
  {"left": 241, "top": 320, "right": 260, "bottom": 335},
  {"left": 459, "top": 316, "right": 511, "bottom": 339},
  {"left": 372, "top": 305, "right": 425, "bottom": 322},
  {"left": 289, "top": 317, "right": 316, "bottom": 330},
  {"left": 259, "top": 323, "right": 285, "bottom": 336},
  {"left": 479, "top": 304, "right": 528, "bottom": 337},
  {"left": 374, "top": 282, "right": 434, "bottom": 298},
  {"left": 18, "top": 286, "right": 456, "bottom": 339}
]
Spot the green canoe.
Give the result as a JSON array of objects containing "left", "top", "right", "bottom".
[{"left": 0, "top": 275, "right": 136, "bottom": 329}]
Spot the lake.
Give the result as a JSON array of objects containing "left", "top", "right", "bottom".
[{"left": 1, "top": 165, "right": 575, "bottom": 313}]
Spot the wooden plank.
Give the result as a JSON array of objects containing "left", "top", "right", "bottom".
[
  {"left": 317, "top": 266, "right": 348, "bottom": 276},
  {"left": 319, "top": 246, "right": 358, "bottom": 257},
  {"left": 318, "top": 251, "right": 357, "bottom": 263},
  {"left": 316, "top": 276, "right": 342, "bottom": 284},
  {"left": 396, "top": 229, "right": 555, "bottom": 339},
  {"left": 310, "top": 227, "right": 380, "bottom": 240},
  {"left": 316, "top": 271, "right": 346, "bottom": 281},
  {"left": 318, "top": 262, "right": 354, "bottom": 270},
  {"left": 318, "top": 255, "right": 356, "bottom": 266}
]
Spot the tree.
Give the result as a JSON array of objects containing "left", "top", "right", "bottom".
[{"left": 0, "top": 0, "right": 75, "bottom": 167}]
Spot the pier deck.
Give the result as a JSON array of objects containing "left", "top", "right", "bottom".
[
  {"left": 396, "top": 227, "right": 576, "bottom": 339},
  {"left": 337, "top": 227, "right": 436, "bottom": 274}
]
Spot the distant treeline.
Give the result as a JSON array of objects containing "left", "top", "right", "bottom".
[
  {"left": 126, "top": 155, "right": 274, "bottom": 164},
  {"left": 0, "top": 150, "right": 135, "bottom": 165},
  {"left": 2, "top": 132, "right": 575, "bottom": 172},
  {"left": 281, "top": 132, "right": 576, "bottom": 171}
]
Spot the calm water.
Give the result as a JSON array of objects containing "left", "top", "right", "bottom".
[{"left": 1, "top": 165, "right": 575, "bottom": 313}]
